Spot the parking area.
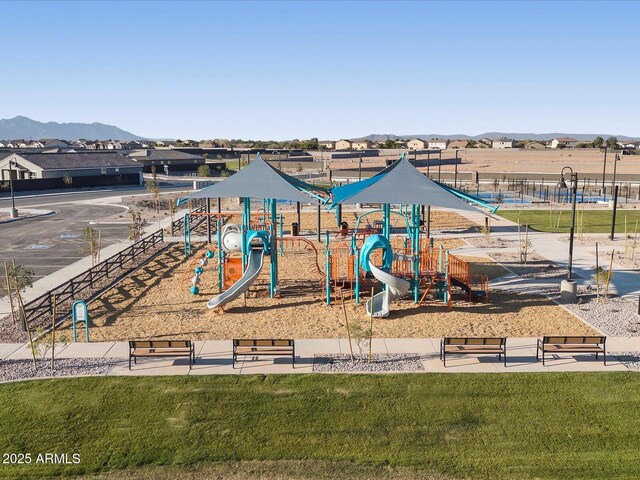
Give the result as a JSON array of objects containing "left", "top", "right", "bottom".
[{"left": 0, "top": 204, "right": 130, "bottom": 281}]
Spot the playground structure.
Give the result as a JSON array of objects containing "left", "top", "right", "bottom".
[{"left": 178, "top": 153, "right": 491, "bottom": 316}]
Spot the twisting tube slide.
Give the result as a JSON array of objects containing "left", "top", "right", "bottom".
[{"left": 361, "top": 235, "right": 410, "bottom": 318}]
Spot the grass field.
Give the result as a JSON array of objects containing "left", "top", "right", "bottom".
[
  {"left": 2, "top": 374, "right": 640, "bottom": 479},
  {"left": 498, "top": 208, "right": 640, "bottom": 234}
]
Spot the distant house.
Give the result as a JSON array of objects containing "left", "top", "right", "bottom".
[
  {"left": 478, "top": 138, "right": 492, "bottom": 147},
  {"left": 127, "top": 149, "right": 209, "bottom": 173},
  {"left": 352, "top": 140, "right": 372, "bottom": 150},
  {"left": 407, "top": 138, "right": 428, "bottom": 150},
  {"left": 448, "top": 140, "right": 468, "bottom": 149},
  {"left": 551, "top": 137, "right": 578, "bottom": 148},
  {"left": 428, "top": 138, "right": 449, "bottom": 150},
  {"left": 43, "top": 139, "right": 73, "bottom": 148},
  {"left": 26, "top": 140, "right": 44, "bottom": 148},
  {"left": 121, "top": 140, "right": 143, "bottom": 150},
  {"left": 492, "top": 138, "right": 514, "bottom": 149},
  {"left": 523, "top": 141, "right": 546, "bottom": 149},
  {"left": 319, "top": 140, "right": 336, "bottom": 150},
  {"left": 335, "top": 139, "right": 353, "bottom": 150},
  {"left": 0, "top": 141, "right": 5, "bottom": 148},
  {"left": 0, "top": 152, "right": 143, "bottom": 185}
]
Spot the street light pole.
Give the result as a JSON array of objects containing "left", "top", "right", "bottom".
[
  {"left": 611, "top": 153, "right": 619, "bottom": 195},
  {"left": 601, "top": 147, "right": 607, "bottom": 195},
  {"left": 8, "top": 160, "right": 18, "bottom": 219},
  {"left": 558, "top": 166, "right": 578, "bottom": 281}
]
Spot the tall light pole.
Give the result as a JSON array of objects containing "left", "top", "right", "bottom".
[
  {"left": 8, "top": 159, "right": 18, "bottom": 219},
  {"left": 611, "top": 153, "right": 619, "bottom": 194},
  {"left": 601, "top": 147, "right": 607, "bottom": 195},
  {"left": 557, "top": 166, "right": 578, "bottom": 285}
]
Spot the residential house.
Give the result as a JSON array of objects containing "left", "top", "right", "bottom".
[
  {"left": 428, "top": 138, "right": 449, "bottom": 150},
  {"left": 127, "top": 149, "right": 209, "bottom": 173},
  {"left": 523, "top": 141, "right": 546, "bottom": 149},
  {"left": 550, "top": 137, "right": 578, "bottom": 148},
  {"left": 319, "top": 140, "right": 336, "bottom": 150},
  {"left": 448, "top": 140, "right": 469, "bottom": 149},
  {"left": 43, "top": 139, "right": 73, "bottom": 148},
  {"left": 26, "top": 140, "right": 44, "bottom": 148},
  {"left": 478, "top": 138, "right": 492, "bottom": 147},
  {"left": 407, "top": 138, "right": 428, "bottom": 150},
  {"left": 0, "top": 152, "right": 143, "bottom": 183},
  {"left": 335, "top": 139, "right": 353, "bottom": 150},
  {"left": 352, "top": 140, "right": 372, "bottom": 150},
  {"left": 492, "top": 138, "right": 514, "bottom": 149}
]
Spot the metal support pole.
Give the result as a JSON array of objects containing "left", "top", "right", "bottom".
[
  {"left": 206, "top": 198, "right": 212, "bottom": 244},
  {"left": 454, "top": 151, "right": 459, "bottom": 189},
  {"left": 296, "top": 201, "right": 301, "bottom": 227},
  {"left": 438, "top": 150, "right": 442, "bottom": 182},
  {"left": 601, "top": 147, "right": 607, "bottom": 194},
  {"left": 567, "top": 173, "right": 578, "bottom": 280},
  {"left": 316, "top": 201, "right": 321, "bottom": 243},
  {"left": 610, "top": 184, "right": 619, "bottom": 241},
  {"left": 426, "top": 205, "right": 431, "bottom": 238},
  {"left": 358, "top": 153, "right": 362, "bottom": 181},
  {"left": 8, "top": 160, "right": 18, "bottom": 218}
]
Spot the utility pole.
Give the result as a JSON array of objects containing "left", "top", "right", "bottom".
[{"left": 601, "top": 147, "right": 608, "bottom": 194}]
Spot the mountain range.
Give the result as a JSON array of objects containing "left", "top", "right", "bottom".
[
  {"left": 0, "top": 116, "right": 144, "bottom": 141},
  {"left": 356, "top": 132, "right": 638, "bottom": 142}
]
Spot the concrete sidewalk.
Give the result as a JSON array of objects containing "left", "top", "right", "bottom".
[
  {"left": 2, "top": 337, "right": 637, "bottom": 375},
  {"left": 452, "top": 210, "right": 640, "bottom": 299}
]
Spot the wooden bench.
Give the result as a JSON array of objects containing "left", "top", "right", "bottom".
[
  {"left": 129, "top": 340, "right": 195, "bottom": 370},
  {"left": 537, "top": 336, "right": 606, "bottom": 366},
  {"left": 233, "top": 339, "right": 295, "bottom": 368},
  {"left": 440, "top": 337, "right": 507, "bottom": 367}
]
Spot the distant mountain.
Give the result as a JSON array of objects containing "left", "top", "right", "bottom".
[
  {"left": 0, "top": 116, "right": 144, "bottom": 141},
  {"left": 356, "top": 132, "right": 639, "bottom": 142}
]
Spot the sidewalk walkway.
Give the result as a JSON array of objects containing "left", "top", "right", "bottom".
[
  {"left": 2, "top": 337, "right": 638, "bottom": 375},
  {"left": 452, "top": 209, "right": 640, "bottom": 299}
]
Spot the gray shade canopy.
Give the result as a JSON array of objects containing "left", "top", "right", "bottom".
[
  {"left": 330, "top": 157, "right": 479, "bottom": 212},
  {"left": 188, "top": 155, "right": 318, "bottom": 202}
]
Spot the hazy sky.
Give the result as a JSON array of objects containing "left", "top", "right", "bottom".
[{"left": 1, "top": 0, "right": 638, "bottom": 140}]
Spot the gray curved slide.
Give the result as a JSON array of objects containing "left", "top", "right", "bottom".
[
  {"left": 207, "top": 249, "right": 265, "bottom": 309},
  {"left": 365, "top": 262, "right": 411, "bottom": 318}
]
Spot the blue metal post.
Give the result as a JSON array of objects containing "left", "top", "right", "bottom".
[
  {"left": 325, "top": 231, "right": 331, "bottom": 305},
  {"left": 354, "top": 249, "right": 360, "bottom": 304},
  {"left": 217, "top": 216, "right": 223, "bottom": 292},
  {"left": 270, "top": 198, "right": 278, "bottom": 297}
]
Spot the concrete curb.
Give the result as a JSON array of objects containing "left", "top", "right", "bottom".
[{"left": 0, "top": 210, "right": 55, "bottom": 224}]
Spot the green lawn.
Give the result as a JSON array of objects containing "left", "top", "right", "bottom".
[
  {"left": 1, "top": 374, "right": 640, "bottom": 479},
  {"left": 498, "top": 208, "right": 640, "bottom": 233}
]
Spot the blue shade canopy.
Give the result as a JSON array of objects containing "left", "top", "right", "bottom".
[
  {"left": 329, "top": 157, "right": 478, "bottom": 212},
  {"left": 188, "top": 154, "right": 327, "bottom": 202}
]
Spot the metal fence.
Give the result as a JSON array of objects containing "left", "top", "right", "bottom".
[{"left": 20, "top": 229, "right": 165, "bottom": 330}]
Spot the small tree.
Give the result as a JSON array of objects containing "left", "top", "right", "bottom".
[
  {"left": 348, "top": 320, "right": 372, "bottom": 361},
  {"left": 128, "top": 210, "right": 144, "bottom": 241},
  {"left": 62, "top": 173, "right": 73, "bottom": 187},
  {"left": 493, "top": 178, "right": 500, "bottom": 192},
  {"left": 197, "top": 164, "right": 212, "bottom": 177},
  {"left": 151, "top": 165, "right": 157, "bottom": 180},
  {"left": 145, "top": 179, "right": 160, "bottom": 214},
  {"left": 556, "top": 142, "right": 566, "bottom": 150},
  {"left": 594, "top": 136, "right": 604, "bottom": 149},
  {"left": 79, "top": 227, "right": 101, "bottom": 266}
]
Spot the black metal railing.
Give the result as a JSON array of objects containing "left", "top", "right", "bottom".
[{"left": 21, "top": 229, "right": 165, "bottom": 330}]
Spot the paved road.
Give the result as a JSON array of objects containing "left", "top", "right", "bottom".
[
  {"left": 0, "top": 204, "right": 131, "bottom": 282},
  {"left": 0, "top": 184, "right": 192, "bottom": 209}
]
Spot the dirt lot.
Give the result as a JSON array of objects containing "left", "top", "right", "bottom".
[{"left": 60, "top": 241, "right": 596, "bottom": 342}]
